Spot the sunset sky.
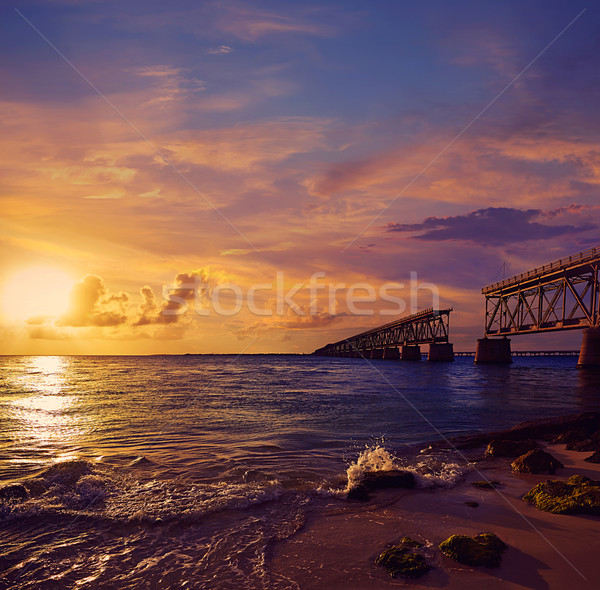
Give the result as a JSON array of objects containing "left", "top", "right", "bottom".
[{"left": 1, "top": 0, "right": 598, "bottom": 354}]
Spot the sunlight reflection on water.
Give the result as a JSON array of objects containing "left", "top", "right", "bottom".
[{"left": 4, "top": 356, "right": 88, "bottom": 467}]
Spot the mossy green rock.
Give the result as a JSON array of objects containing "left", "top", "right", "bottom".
[
  {"left": 397, "top": 536, "right": 423, "bottom": 548},
  {"left": 439, "top": 533, "right": 507, "bottom": 568},
  {"left": 523, "top": 474, "right": 600, "bottom": 515},
  {"left": 375, "top": 537, "right": 431, "bottom": 579}
]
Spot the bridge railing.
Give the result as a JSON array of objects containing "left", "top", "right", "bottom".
[
  {"left": 483, "top": 245, "right": 600, "bottom": 294},
  {"left": 347, "top": 306, "right": 437, "bottom": 339}
]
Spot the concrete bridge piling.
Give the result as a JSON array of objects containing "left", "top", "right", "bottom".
[
  {"left": 577, "top": 328, "right": 600, "bottom": 369},
  {"left": 428, "top": 342, "right": 455, "bottom": 362},
  {"left": 474, "top": 337, "right": 512, "bottom": 364},
  {"left": 401, "top": 345, "right": 421, "bottom": 361}
]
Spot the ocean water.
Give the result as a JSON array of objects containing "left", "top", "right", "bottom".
[{"left": 1, "top": 354, "right": 599, "bottom": 589}]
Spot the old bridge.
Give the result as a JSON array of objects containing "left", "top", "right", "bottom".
[
  {"left": 313, "top": 245, "right": 600, "bottom": 368},
  {"left": 477, "top": 245, "right": 600, "bottom": 367},
  {"left": 313, "top": 307, "right": 454, "bottom": 361}
]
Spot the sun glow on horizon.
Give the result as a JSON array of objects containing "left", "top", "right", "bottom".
[{"left": 1, "top": 266, "right": 75, "bottom": 323}]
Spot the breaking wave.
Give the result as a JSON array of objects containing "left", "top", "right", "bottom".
[{"left": 0, "top": 458, "right": 285, "bottom": 526}]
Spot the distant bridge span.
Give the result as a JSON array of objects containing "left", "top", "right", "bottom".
[
  {"left": 477, "top": 245, "right": 600, "bottom": 367},
  {"left": 313, "top": 307, "right": 455, "bottom": 361}
]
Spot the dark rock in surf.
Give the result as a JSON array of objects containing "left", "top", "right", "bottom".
[
  {"left": 506, "top": 413, "right": 600, "bottom": 442},
  {"left": 363, "top": 470, "right": 416, "bottom": 490},
  {"left": 347, "top": 470, "right": 415, "bottom": 501},
  {"left": 465, "top": 501, "right": 479, "bottom": 508},
  {"left": 0, "top": 483, "right": 28, "bottom": 502},
  {"left": 471, "top": 480, "right": 502, "bottom": 490},
  {"left": 452, "top": 412, "right": 600, "bottom": 450},
  {"left": 511, "top": 449, "right": 563, "bottom": 475},
  {"left": 439, "top": 532, "right": 507, "bottom": 568},
  {"left": 584, "top": 450, "right": 600, "bottom": 463},
  {"left": 485, "top": 439, "right": 538, "bottom": 458},
  {"left": 552, "top": 427, "right": 595, "bottom": 445},
  {"left": 566, "top": 430, "right": 600, "bottom": 452}
]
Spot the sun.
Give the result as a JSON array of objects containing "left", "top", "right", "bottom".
[{"left": 1, "top": 266, "right": 75, "bottom": 322}]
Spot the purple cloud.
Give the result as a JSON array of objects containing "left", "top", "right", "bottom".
[{"left": 385, "top": 207, "right": 596, "bottom": 246}]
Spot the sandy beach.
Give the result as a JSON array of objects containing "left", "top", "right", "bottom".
[{"left": 271, "top": 442, "right": 600, "bottom": 589}]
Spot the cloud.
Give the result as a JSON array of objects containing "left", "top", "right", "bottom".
[
  {"left": 134, "top": 268, "right": 217, "bottom": 325},
  {"left": 236, "top": 305, "right": 340, "bottom": 340},
  {"left": 133, "top": 285, "right": 170, "bottom": 326},
  {"left": 131, "top": 65, "right": 205, "bottom": 106},
  {"left": 539, "top": 203, "right": 593, "bottom": 219},
  {"left": 27, "top": 268, "right": 226, "bottom": 338},
  {"left": 27, "top": 325, "right": 72, "bottom": 340},
  {"left": 385, "top": 207, "right": 597, "bottom": 246},
  {"left": 83, "top": 192, "right": 124, "bottom": 199},
  {"left": 58, "top": 275, "right": 129, "bottom": 327},
  {"left": 206, "top": 45, "right": 234, "bottom": 55},
  {"left": 164, "top": 117, "right": 329, "bottom": 171},
  {"left": 217, "top": 6, "right": 334, "bottom": 41}
]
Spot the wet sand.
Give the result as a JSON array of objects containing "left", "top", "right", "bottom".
[{"left": 271, "top": 444, "right": 600, "bottom": 589}]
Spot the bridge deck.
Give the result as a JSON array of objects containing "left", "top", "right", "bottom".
[
  {"left": 343, "top": 307, "right": 450, "bottom": 340},
  {"left": 483, "top": 245, "right": 600, "bottom": 295}
]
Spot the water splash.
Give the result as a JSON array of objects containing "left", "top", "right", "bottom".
[
  {"left": 345, "top": 444, "right": 397, "bottom": 491},
  {"left": 317, "top": 443, "right": 468, "bottom": 497}
]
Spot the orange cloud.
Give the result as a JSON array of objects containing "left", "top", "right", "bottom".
[{"left": 58, "top": 275, "right": 129, "bottom": 327}]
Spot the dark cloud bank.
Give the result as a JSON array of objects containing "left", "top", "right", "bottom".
[{"left": 385, "top": 206, "right": 596, "bottom": 246}]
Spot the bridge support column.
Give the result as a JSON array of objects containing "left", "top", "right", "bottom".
[
  {"left": 428, "top": 343, "right": 454, "bottom": 361},
  {"left": 383, "top": 347, "right": 400, "bottom": 360},
  {"left": 401, "top": 345, "right": 421, "bottom": 361},
  {"left": 475, "top": 337, "right": 512, "bottom": 364},
  {"left": 577, "top": 328, "right": 600, "bottom": 369},
  {"left": 370, "top": 348, "right": 384, "bottom": 359}
]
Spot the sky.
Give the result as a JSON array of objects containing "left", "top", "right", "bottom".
[{"left": 0, "top": 0, "right": 599, "bottom": 354}]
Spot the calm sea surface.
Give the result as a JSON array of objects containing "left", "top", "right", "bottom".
[{"left": 1, "top": 354, "right": 599, "bottom": 589}]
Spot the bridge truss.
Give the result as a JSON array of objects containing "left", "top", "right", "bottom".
[
  {"left": 483, "top": 246, "right": 600, "bottom": 336},
  {"left": 314, "top": 307, "right": 452, "bottom": 356}
]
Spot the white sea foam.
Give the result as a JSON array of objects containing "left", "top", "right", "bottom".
[
  {"left": 0, "top": 458, "right": 286, "bottom": 525},
  {"left": 401, "top": 458, "right": 467, "bottom": 488}
]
